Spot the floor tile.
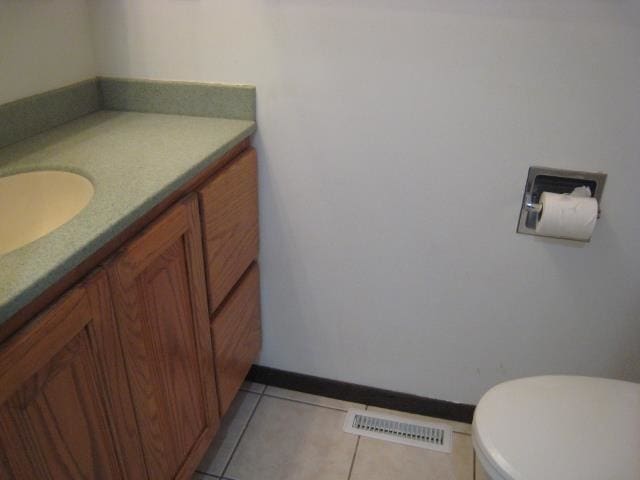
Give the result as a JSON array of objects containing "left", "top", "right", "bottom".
[
  {"left": 197, "top": 391, "right": 260, "bottom": 476},
  {"left": 350, "top": 432, "right": 473, "bottom": 480},
  {"left": 240, "top": 381, "right": 266, "bottom": 394},
  {"left": 475, "top": 453, "right": 489, "bottom": 480},
  {"left": 264, "top": 386, "right": 364, "bottom": 411},
  {"left": 366, "top": 406, "right": 472, "bottom": 435},
  {"left": 225, "top": 395, "right": 358, "bottom": 480}
]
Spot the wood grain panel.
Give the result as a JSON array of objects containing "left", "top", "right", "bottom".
[
  {"left": 199, "top": 148, "right": 258, "bottom": 312},
  {"left": 0, "top": 288, "right": 87, "bottom": 406},
  {"left": 140, "top": 238, "right": 206, "bottom": 464},
  {"left": 107, "top": 194, "right": 219, "bottom": 480},
  {"left": 212, "top": 263, "right": 262, "bottom": 415},
  {"left": 85, "top": 271, "right": 148, "bottom": 479},
  {"left": 0, "top": 272, "right": 135, "bottom": 479}
]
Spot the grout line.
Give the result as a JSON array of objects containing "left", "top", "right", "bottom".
[
  {"left": 195, "top": 391, "right": 262, "bottom": 477},
  {"left": 345, "top": 404, "right": 367, "bottom": 480},
  {"left": 220, "top": 386, "right": 264, "bottom": 479},
  {"left": 473, "top": 451, "right": 477, "bottom": 480},
  {"left": 261, "top": 392, "right": 354, "bottom": 413},
  {"left": 260, "top": 382, "right": 474, "bottom": 431},
  {"left": 346, "top": 436, "right": 361, "bottom": 480}
]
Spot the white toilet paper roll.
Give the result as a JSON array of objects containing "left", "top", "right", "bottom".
[{"left": 536, "top": 192, "right": 598, "bottom": 241}]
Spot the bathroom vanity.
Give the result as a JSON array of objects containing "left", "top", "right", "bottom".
[{"left": 0, "top": 79, "right": 260, "bottom": 479}]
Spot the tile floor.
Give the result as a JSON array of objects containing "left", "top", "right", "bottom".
[{"left": 194, "top": 383, "right": 485, "bottom": 480}]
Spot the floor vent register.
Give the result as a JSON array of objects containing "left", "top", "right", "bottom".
[{"left": 343, "top": 409, "right": 453, "bottom": 453}]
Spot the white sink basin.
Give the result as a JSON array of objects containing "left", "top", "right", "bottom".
[{"left": 0, "top": 171, "right": 94, "bottom": 255}]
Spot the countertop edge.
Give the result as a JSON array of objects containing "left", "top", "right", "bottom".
[{"left": 0, "top": 120, "right": 256, "bottom": 329}]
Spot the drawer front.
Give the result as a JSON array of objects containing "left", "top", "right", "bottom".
[
  {"left": 212, "top": 263, "right": 261, "bottom": 415},
  {"left": 198, "top": 149, "right": 258, "bottom": 313}
]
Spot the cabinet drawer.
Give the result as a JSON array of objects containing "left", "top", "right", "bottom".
[
  {"left": 198, "top": 149, "right": 258, "bottom": 313},
  {"left": 212, "top": 263, "right": 261, "bottom": 415}
]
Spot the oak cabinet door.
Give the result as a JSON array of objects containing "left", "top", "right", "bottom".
[
  {"left": 212, "top": 263, "right": 262, "bottom": 415},
  {"left": 107, "top": 194, "right": 219, "bottom": 480},
  {"left": 0, "top": 271, "right": 146, "bottom": 480},
  {"left": 199, "top": 148, "right": 259, "bottom": 312}
]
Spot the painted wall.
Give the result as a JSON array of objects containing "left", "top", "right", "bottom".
[
  {"left": 0, "top": 0, "right": 96, "bottom": 105},
  {"left": 90, "top": 1, "right": 640, "bottom": 404}
]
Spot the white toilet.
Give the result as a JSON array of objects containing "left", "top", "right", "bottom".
[{"left": 472, "top": 376, "right": 640, "bottom": 480}]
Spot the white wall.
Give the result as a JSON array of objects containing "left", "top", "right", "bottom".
[
  {"left": 90, "top": 0, "right": 640, "bottom": 404},
  {"left": 0, "top": 0, "right": 96, "bottom": 104}
]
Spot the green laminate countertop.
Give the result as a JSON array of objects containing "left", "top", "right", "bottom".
[{"left": 0, "top": 110, "right": 256, "bottom": 324}]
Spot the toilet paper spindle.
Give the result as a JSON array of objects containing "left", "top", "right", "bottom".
[{"left": 524, "top": 193, "right": 543, "bottom": 214}]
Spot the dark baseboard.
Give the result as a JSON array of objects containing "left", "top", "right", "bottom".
[{"left": 246, "top": 365, "right": 475, "bottom": 424}]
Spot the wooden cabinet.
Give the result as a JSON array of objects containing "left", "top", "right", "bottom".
[
  {"left": 199, "top": 148, "right": 259, "bottom": 312},
  {"left": 107, "top": 194, "right": 219, "bottom": 480},
  {"left": 0, "top": 145, "right": 261, "bottom": 480},
  {"left": 212, "top": 263, "right": 261, "bottom": 415},
  {"left": 0, "top": 271, "right": 146, "bottom": 480}
]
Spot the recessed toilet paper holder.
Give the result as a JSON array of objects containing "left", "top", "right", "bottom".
[{"left": 517, "top": 166, "right": 607, "bottom": 237}]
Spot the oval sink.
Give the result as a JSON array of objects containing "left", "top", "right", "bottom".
[{"left": 0, "top": 171, "right": 94, "bottom": 255}]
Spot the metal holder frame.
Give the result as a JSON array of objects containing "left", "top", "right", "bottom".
[{"left": 517, "top": 166, "right": 607, "bottom": 240}]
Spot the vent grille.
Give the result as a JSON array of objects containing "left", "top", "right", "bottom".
[{"left": 343, "top": 409, "right": 452, "bottom": 453}]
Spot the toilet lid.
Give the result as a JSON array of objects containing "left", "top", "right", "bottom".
[{"left": 472, "top": 376, "right": 640, "bottom": 480}]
